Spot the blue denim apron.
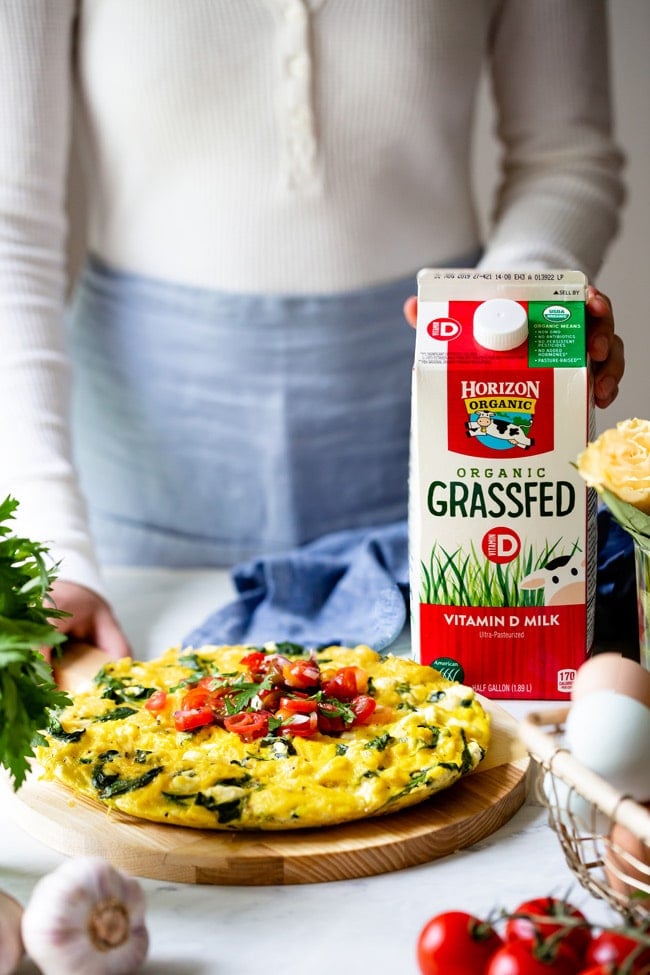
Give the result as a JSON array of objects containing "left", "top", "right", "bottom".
[{"left": 67, "top": 254, "right": 478, "bottom": 567}]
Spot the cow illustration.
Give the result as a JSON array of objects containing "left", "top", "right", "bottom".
[
  {"left": 466, "top": 413, "right": 534, "bottom": 450},
  {"left": 519, "top": 552, "right": 585, "bottom": 606},
  {"left": 466, "top": 410, "right": 494, "bottom": 435}
]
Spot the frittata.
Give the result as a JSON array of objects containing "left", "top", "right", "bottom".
[{"left": 35, "top": 643, "right": 490, "bottom": 831}]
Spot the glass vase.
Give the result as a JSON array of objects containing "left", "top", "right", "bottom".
[{"left": 634, "top": 538, "right": 650, "bottom": 670}]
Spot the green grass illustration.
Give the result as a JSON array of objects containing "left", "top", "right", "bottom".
[{"left": 420, "top": 537, "right": 581, "bottom": 607}]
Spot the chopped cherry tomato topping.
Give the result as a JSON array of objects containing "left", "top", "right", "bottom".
[
  {"left": 174, "top": 650, "right": 383, "bottom": 741},
  {"left": 180, "top": 686, "right": 211, "bottom": 711},
  {"left": 281, "top": 659, "right": 321, "bottom": 689},
  {"left": 278, "top": 696, "right": 318, "bottom": 714},
  {"left": 351, "top": 694, "right": 377, "bottom": 725},
  {"left": 257, "top": 686, "right": 283, "bottom": 711},
  {"left": 257, "top": 654, "right": 291, "bottom": 685},
  {"left": 322, "top": 666, "right": 368, "bottom": 700},
  {"left": 316, "top": 702, "right": 347, "bottom": 734},
  {"left": 145, "top": 689, "right": 168, "bottom": 712},
  {"left": 173, "top": 706, "right": 216, "bottom": 732},
  {"left": 277, "top": 710, "right": 319, "bottom": 737},
  {"left": 240, "top": 651, "right": 266, "bottom": 668},
  {"left": 223, "top": 710, "right": 271, "bottom": 741},
  {"left": 205, "top": 695, "right": 230, "bottom": 724},
  {"left": 240, "top": 651, "right": 290, "bottom": 684},
  {"left": 239, "top": 651, "right": 268, "bottom": 679}
]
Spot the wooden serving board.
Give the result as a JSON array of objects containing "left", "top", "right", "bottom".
[{"left": 5, "top": 645, "right": 531, "bottom": 886}]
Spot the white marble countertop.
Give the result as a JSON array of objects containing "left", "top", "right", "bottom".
[{"left": 1, "top": 568, "right": 620, "bottom": 975}]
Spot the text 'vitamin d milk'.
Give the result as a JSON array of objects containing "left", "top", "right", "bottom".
[{"left": 409, "top": 269, "right": 596, "bottom": 699}]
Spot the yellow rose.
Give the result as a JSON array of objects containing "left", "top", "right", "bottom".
[{"left": 576, "top": 417, "right": 650, "bottom": 514}]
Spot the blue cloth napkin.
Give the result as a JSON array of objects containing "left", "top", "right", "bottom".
[
  {"left": 182, "top": 521, "right": 409, "bottom": 651},
  {"left": 183, "top": 509, "right": 639, "bottom": 658}
]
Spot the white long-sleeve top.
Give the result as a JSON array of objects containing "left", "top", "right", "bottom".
[{"left": 0, "top": 0, "right": 625, "bottom": 597}]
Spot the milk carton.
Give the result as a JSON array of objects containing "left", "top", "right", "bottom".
[{"left": 409, "top": 269, "right": 596, "bottom": 699}]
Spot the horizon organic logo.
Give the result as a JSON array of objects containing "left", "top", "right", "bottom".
[{"left": 427, "top": 316, "right": 462, "bottom": 341}]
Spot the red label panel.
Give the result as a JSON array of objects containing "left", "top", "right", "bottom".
[{"left": 419, "top": 604, "right": 588, "bottom": 699}]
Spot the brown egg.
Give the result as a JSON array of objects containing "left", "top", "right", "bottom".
[
  {"left": 571, "top": 653, "right": 650, "bottom": 707},
  {"left": 605, "top": 805, "right": 650, "bottom": 905}
]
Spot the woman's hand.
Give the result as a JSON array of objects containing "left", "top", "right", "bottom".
[
  {"left": 44, "top": 580, "right": 132, "bottom": 664},
  {"left": 403, "top": 295, "right": 417, "bottom": 329},
  {"left": 586, "top": 285, "right": 624, "bottom": 409},
  {"left": 402, "top": 285, "right": 625, "bottom": 409}
]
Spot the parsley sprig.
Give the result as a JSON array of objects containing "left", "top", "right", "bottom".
[
  {"left": 0, "top": 496, "right": 72, "bottom": 790},
  {"left": 225, "top": 675, "right": 274, "bottom": 714}
]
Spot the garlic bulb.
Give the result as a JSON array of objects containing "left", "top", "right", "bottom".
[
  {"left": 21, "top": 857, "right": 149, "bottom": 975},
  {"left": 0, "top": 888, "right": 24, "bottom": 975}
]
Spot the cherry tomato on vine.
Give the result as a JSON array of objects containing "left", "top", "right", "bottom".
[
  {"left": 416, "top": 910, "right": 504, "bottom": 975},
  {"left": 584, "top": 929, "right": 650, "bottom": 973},
  {"left": 485, "top": 939, "right": 581, "bottom": 975},
  {"left": 506, "top": 897, "right": 592, "bottom": 961}
]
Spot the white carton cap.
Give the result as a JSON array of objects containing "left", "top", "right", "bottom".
[{"left": 473, "top": 298, "right": 528, "bottom": 351}]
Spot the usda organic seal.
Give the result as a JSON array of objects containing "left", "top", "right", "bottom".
[
  {"left": 431, "top": 656, "right": 465, "bottom": 683},
  {"left": 542, "top": 304, "right": 571, "bottom": 323}
]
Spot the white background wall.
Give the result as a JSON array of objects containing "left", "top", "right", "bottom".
[{"left": 472, "top": 0, "right": 649, "bottom": 432}]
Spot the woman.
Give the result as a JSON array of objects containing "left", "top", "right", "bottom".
[{"left": 0, "top": 1, "right": 625, "bottom": 658}]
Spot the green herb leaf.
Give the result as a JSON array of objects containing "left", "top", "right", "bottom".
[
  {"left": 93, "top": 706, "right": 138, "bottom": 722},
  {"left": 195, "top": 792, "right": 243, "bottom": 824},
  {"left": 0, "top": 497, "right": 72, "bottom": 790},
  {"left": 386, "top": 768, "right": 433, "bottom": 804},
  {"left": 318, "top": 696, "right": 356, "bottom": 724},
  {"left": 224, "top": 675, "right": 273, "bottom": 714},
  {"left": 47, "top": 715, "right": 85, "bottom": 743},
  {"left": 94, "top": 671, "right": 157, "bottom": 703},
  {"left": 177, "top": 652, "right": 220, "bottom": 676},
  {"left": 95, "top": 766, "right": 164, "bottom": 799},
  {"left": 364, "top": 732, "right": 394, "bottom": 752},
  {"left": 273, "top": 641, "right": 305, "bottom": 655},
  {"left": 598, "top": 486, "right": 650, "bottom": 547}
]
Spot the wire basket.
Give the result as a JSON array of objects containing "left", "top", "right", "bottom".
[{"left": 519, "top": 706, "right": 650, "bottom": 925}]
